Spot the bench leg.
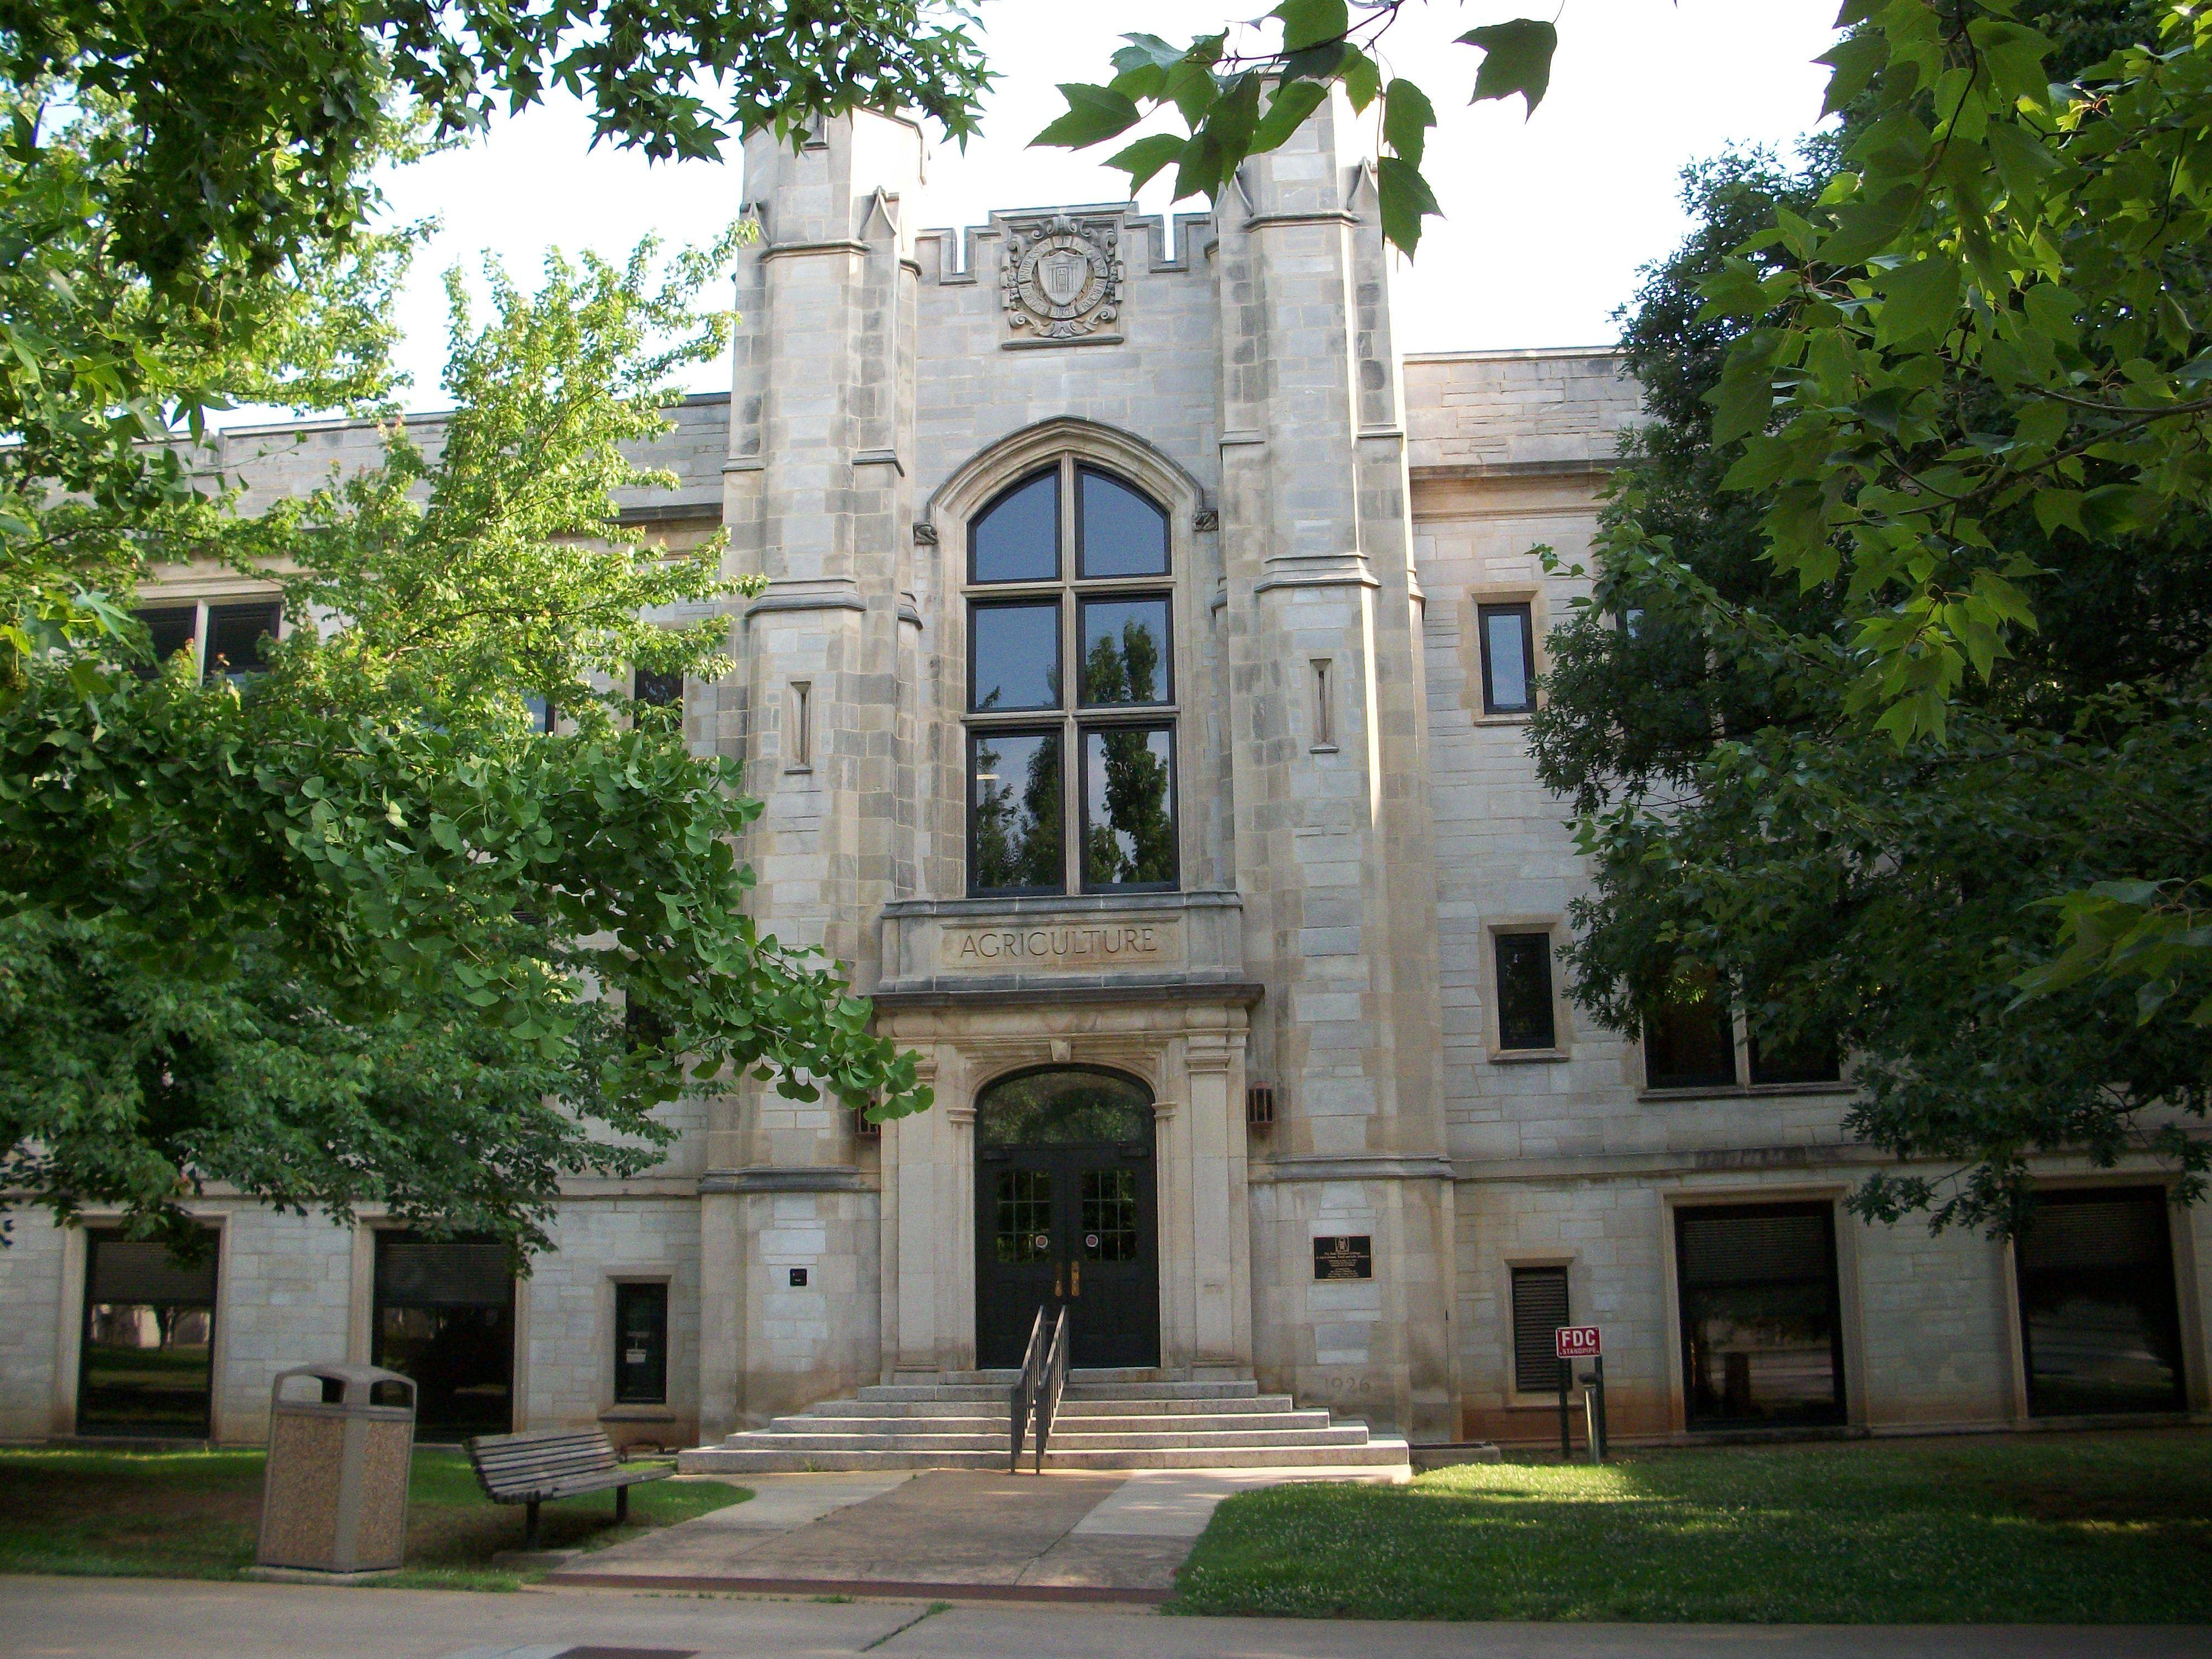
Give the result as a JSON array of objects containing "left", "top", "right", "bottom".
[
  {"left": 525, "top": 1499, "right": 540, "bottom": 1551},
  {"left": 615, "top": 1485, "right": 629, "bottom": 1525}
]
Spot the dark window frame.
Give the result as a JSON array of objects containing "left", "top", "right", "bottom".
[
  {"left": 1477, "top": 601, "right": 1537, "bottom": 715},
  {"left": 1075, "top": 592, "right": 1174, "bottom": 708},
  {"left": 133, "top": 606, "right": 199, "bottom": 679},
  {"left": 369, "top": 1229, "right": 517, "bottom": 1440},
  {"left": 77, "top": 1227, "right": 221, "bottom": 1438},
  {"left": 612, "top": 1280, "right": 670, "bottom": 1406},
  {"left": 633, "top": 667, "right": 682, "bottom": 709},
  {"left": 1674, "top": 1200, "right": 1847, "bottom": 1431},
  {"left": 1643, "top": 989, "right": 1741, "bottom": 1091},
  {"left": 2015, "top": 1185, "right": 2187, "bottom": 1417},
  {"left": 1075, "top": 464, "right": 1172, "bottom": 580},
  {"left": 1510, "top": 1264, "right": 1571, "bottom": 1395},
  {"left": 1746, "top": 1029, "right": 1844, "bottom": 1087},
  {"left": 964, "top": 456, "right": 1180, "bottom": 898},
  {"left": 1493, "top": 931, "right": 1559, "bottom": 1052},
  {"left": 967, "top": 724, "right": 1066, "bottom": 898},
  {"left": 203, "top": 599, "right": 284, "bottom": 681},
  {"left": 967, "top": 598, "right": 1065, "bottom": 714},
  {"left": 1078, "top": 719, "right": 1180, "bottom": 895},
  {"left": 969, "top": 467, "right": 1062, "bottom": 585}
]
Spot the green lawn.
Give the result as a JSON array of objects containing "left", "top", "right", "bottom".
[
  {"left": 0, "top": 1447, "right": 748, "bottom": 1591},
  {"left": 1171, "top": 1430, "right": 2212, "bottom": 1623}
]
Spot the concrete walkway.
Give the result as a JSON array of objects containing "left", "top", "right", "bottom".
[
  {"left": 547, "top": 1465, "right": 1408, "bottom": 1600},
  {"left": 5, "top": 1575, "right": 2209, "bottom": 1659}
]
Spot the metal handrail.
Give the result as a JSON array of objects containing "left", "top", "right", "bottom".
[
  {"left": 1008, "top": 1305, "right": 1048, "bottom": 1473},
  {"left": 1031, "top": 1305, "right": 1071, "bottom": 1475}
]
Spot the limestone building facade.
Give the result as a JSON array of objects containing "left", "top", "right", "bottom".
[{"left": 4, "top": 97, "right": 2206, "bottom": 1452}]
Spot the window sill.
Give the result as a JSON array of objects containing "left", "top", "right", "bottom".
[
  {"left": 1639, "top": 1080, "right": 1856, "bottom": 1103},
  {"left": 783, "top": 763, "right": 813, "bottom": 776},
  {"left": 1309, "top": 743, "right": 1339, "bottom": 755},
  {"left": 1475, "top": 712, "right": 1535, "bottom": 726},
  {"left": 599, "top": 1405, "right": 676, "bottom": 1422},
  {"left": 1489, "top": 1047, "right": 1570, "bottom": 1065}
]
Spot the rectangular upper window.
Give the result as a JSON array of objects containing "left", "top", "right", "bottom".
[
  {"left": 1478, "top": 602, "right": 1536, "bottom": 714},
  {"left": 633, "top": 668, "right": 682, "bottom": 709},
  {"left": 204, "top": 601, "right": 282, "bottom": 681},
  {"left": 1644, "top": 984, "right": 1738, "bottom": 1090},
  {"left": 1494, "top": 932, "right": 1557, "bottom": 1052},
  {"left": 1511, "top": 1265, "right": 1571, "bottom": 1394},
  {"left": 133, "top": 607, "right": 198, "bottom": 678},
  {"left": 614, "top": 1281, "right": 669, "bottom": 1406},
  {"left": 1747, "top": 1029, "right": 1842, "bottom": 1086}
]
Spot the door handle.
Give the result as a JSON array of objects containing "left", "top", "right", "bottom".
[
  {"left": 1071, "top": 1260, "right": 1081, "bottom": 1297},
  {"left": 1054, "top": 1264, "right": 1063, "bottom": 1298}
]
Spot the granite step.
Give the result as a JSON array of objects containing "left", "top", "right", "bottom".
[
  {"left": 679, "top": 1438, "right": 1412, "bottom": 1473},
  {"left": 728, "top": 1425, "right": 1371, "bottom": 1453},
  {"left": 800, "top": 1395, "right": 1303, "bottom": 1420},
  {"left": 766, "top": 1410, "right": 1333, "bottom": 1436}
]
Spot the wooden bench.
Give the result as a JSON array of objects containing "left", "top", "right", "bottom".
[{"left": 463, "top": 1428, "right": 670, "bottom": 1548}]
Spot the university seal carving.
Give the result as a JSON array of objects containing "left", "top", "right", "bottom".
[{"left": 1000, "top": 213, "right": 1124, "bottom": 344}]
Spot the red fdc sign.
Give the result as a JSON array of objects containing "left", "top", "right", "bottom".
[{"left": 1554, "top": 1325, "right": 1601, "bottom": 1360}]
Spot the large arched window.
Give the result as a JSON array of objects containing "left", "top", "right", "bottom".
[{"left": 965, "top": 457, "right": 1177, "bottom": 896}]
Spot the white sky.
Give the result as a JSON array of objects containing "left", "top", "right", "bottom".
[{"left": 353, "top": 0, "right": 1840, "bottom": 415}]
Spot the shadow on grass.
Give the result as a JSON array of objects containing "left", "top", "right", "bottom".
[
  {"left": 0, "top": 1446, "right": 749, "bottom": 1592},
  {"left": 1170, "top": 1430, "right": 2212, "bottom": 1623}
]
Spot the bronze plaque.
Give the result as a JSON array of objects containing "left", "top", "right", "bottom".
[{"left": 1313, "top": 1235, "right": 1373, "bottom": 1281}]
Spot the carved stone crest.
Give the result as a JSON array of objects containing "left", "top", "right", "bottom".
[{"left": 1000, "top": 213, "right": 1124, "bottom": 346}]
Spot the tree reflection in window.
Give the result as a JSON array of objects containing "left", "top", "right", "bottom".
[
  {"left": 1084, "top": 727, "right": 1175, "bottom": 889},
  {"left": 971, "top": 729, "right": 1063, "bottom": 894}
]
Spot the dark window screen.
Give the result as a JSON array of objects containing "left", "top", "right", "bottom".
[
  {"left": 1749, "top": 1030, "right": 1842, "bottom": 1086},
  {"left": 634, "top": 668, "right": 682, "bottom": 708},
  {"left": 614, "top": 1282, "right": 669, "bottom": 1406},
  {"left": 2016, "top": 1188, "right": 2185, "bottom": 1416},
  {"left": 204, "top": 601, "right": 281, "bottom": 679},
  {"left": 79, "top": 1230, "right": 218, "bottom": 1437},
  {"left": 1495, "top": 933, "right": 1557, "bottom": 1051},
  {"left": 1676, "top": 1203, "right": 1844, "bottom": 1428},
  {"left": 373, "top": 1233, "right": 515, "bottom": 1439},
  {"left": 1511, "top": 1266, "right": 1570, "bottom": 1394}
]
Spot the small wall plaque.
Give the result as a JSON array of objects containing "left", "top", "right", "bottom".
[
  {"left": 1312, "top": 1235, "right": 1373, "bottom": 1281},
  {"left": 789, "top": 1267, "right": 809, "bottom": 1288}
]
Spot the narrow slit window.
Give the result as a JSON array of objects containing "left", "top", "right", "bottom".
[
  {"left": 1312, "top": 660, "right": 1335, "bottom": 747},
  {"left": 1478, "top": 602, "right": 1536, "bottom": 714},
  {"left": 613, "top": 1282, "right": 669, "bottom": 1406},
  {"left": 790, "top": 681, "right": 812, "bottom": 768}
]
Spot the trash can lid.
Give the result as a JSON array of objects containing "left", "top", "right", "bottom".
[{"left": 270, "top": 1363, "right": 416, "bottom": 1405}]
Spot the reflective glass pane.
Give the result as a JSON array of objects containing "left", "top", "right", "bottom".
[
  {"left": 1083, "top": 726, "right": 1176, "bottom": 889},
  {"left": 995, "top": 1169, "right": 1055, "bottom": 1263},
  {"left": 1078, "top": 597, "right": 1170, "bottom": 706},
  {"left": 1481, "top": 605, "right": 1531, "bottom": 712},
  {"left": 971, "top": 470, "right": 1060, "bottom": 583},
  {"left": 2017, "top": 1190, "right": 2185, "bottom": 1415},
  {"left": 205, "top": 601, "right": 281, "bottom": 681},
  {"left": 971, "top": 730, "right": 1063, "bottom": 893},
  {"left": 1081, "top": 1170, "right": 1140, "bottom": 1261},
  {"left": 1078, "top": 469, "right": 1168, "bottom": 577},
  {"left": 1676, "top": 1205, "right": 1844, "bottom": 1427},
  {"left": 971, "top": 603, "right": 1060, "bottom": 712},
  {"left": 614, "top": 1282, "right": 667, "bottom": 1405},
  {"left": 1494, "top": 933, "right": 1556, "bottom": 1051},
  {"left": 134, "top": 608, "right": 196, "bottom": 679},
  {"left": 978, "top": 1068, "right": 1152, "bottom": 1146}
]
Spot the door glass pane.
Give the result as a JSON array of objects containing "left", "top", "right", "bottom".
[
  {"left": 1078, "top": 469, "right": 1168, "bottom": 577},
  {"left": 1083, "top": 726, "right": 1176, "bottom": 889},
  {"left": 1081, "top": 1170, "right": 1139, "bottom": 1261},
  {"left": 1677, "top": 1204, "right": 1843, "bottom": 1427},
  {"left": 970, "top": 729, "right": 1063, "bottom": 893},
  {"left": 2017, "top": 1189, "right": 2184, "bottom": 1415},
  {"left": 80, "top": 1232, "right": 217, "bottom": 1436},
  {"left": 1078, "top": 597, "right": 1171, "bottom": 706},
  {"left": 978, "top": 1068, "right": 1151, "bottom": 1145},
  {"left": 972, "top": 470, "right": 1060, "bottom": 583},
  {"left": 614, "top": 1282, "right": 669, "bottom": 1405},
  {"left": 995, "top": 1170, "right": 1055, "bottom": 1263},
  {"left": 971, "top": 602, "right": 1061, "bottom": 711}
]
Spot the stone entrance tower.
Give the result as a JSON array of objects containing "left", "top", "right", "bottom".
[{"left": 697, "top": 95, "right": 1455, "bottom": 1442}]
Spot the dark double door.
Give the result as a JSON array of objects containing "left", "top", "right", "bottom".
[{"left": 977, "top": 1140, "right": 1159, "bottom": 1370}]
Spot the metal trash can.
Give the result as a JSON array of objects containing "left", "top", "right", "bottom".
[{"left": 255, "top": 1363, "right": 416, "bottom": 1575}]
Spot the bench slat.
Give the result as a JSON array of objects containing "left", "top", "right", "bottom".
[{"left": 463, "top": 1428, "right": 664, "bottom": 1505}]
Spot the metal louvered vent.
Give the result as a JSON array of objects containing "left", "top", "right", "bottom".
[
  {"left": 853, "top": 1106, "right": 881, "bottom": 1141},
  {"left": 1677, "top": 1207, "right": 1832, "bottom": 1288},
  {"left": 1245, "top": 1086, "right": 1276, "bottom": 1130},
  {"left": 2016, "top": 1190, "right": 2167, "bottom": 1273},
  {"left": 374, "top": 1238, "right": 512, "bottom": 1307},
  {"left": 87, "top": 1236, "right": 218, "bottom": 1305},
  {"left": 1510, "top": 1266, "right": 1570, "bottom": 1394}
]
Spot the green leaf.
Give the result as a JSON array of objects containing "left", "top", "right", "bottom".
[
  {"left": 1383, "top": 78, "right": 1436, "bottom": 171},
  {"left": 1375, "top": 156, "right": 1442, "bottom": 255},
  {"left": 1251, "top": 80, "right": 1329, "bottom": 156},
  {"left": 1034, "top": 84, "right": 1143, "bottom": 150},
  {"left": 1707, "top": 332, "right": 1783, "bottom": 445},
  {"left": 1818, "top": 30, "right": 1887, "bottom": 117},
  {"left": 1459, "top": 19, "right": 1558, "bottom": 115},
  {"left": 1874, "top": 256, "right": 1960, "bottom": 348},
  {"left": 1273, "top": 0, "right": 1348, "bottom": 54},
  {"left": 1105, "top": 133, "right": 1187, "bottom": 192}
]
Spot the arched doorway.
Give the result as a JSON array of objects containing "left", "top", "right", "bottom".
[{"left": 974, "top": 1067, "right": 1160, "bottom": 1369}]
